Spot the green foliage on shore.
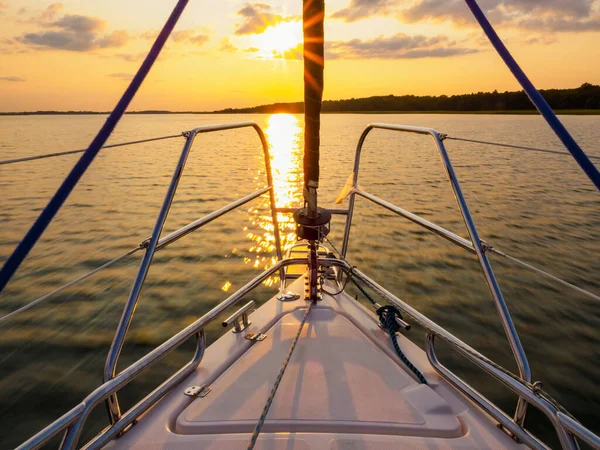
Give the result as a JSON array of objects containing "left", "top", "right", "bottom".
[
  {"left": 214, "top": 83, "right": 600, "bottom": 114},
  {"left": 2, "top": 84, "right": 599, "bottom": 115}
]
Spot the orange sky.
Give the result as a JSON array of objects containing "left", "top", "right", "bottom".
[{"left": 0, "top": 0, "right": 599, "bottom": 111}]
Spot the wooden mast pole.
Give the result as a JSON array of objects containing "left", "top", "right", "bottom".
[{"left": 303, "top": 0, "right": 325, "bottom": 217}]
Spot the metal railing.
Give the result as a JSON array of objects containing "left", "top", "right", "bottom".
[
  {"left": 17, "top": 255, "right": 600, "bottom": 450},
  {"left": 11, "top": 121, "right": 285, "bottom": 450},
  {"left": 323, "top": 259, "right": 599, "bottom": 450},
  {"left": 17, "top": 258, "right": 307, "bottom": 450},
  {"left": 340, "top": 123, "right": 531, "bottom": 426},
  {"left": 0, "top": 187, "right": 275, "bottom": 325},
  {"left": 11, "top": 122, "right": 600, "bottom": 450},
  {"left": 102, "top": 122, "right": 283, "bottom": 425}
]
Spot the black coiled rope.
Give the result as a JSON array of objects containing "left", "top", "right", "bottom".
[
  {"left": 322, "top": 237, "right": 427, "bottom": 385},
  {"left": 376, "top": 304, "right": 428, "bottom": 385}
]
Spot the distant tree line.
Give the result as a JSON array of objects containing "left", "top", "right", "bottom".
[
  {"left": 214, "top": 83, "right": 600, "bottom": 113},
  {"left": 2, "top": 83, "right": 598, "bottom": 115}
]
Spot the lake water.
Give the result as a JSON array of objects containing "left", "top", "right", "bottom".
[{"left": 0, "top": 113, "right": 599, "bottom": 448}]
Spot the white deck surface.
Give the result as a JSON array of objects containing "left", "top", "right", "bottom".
[
  {"left": 178, "top": 309, "right": 459, "bottom": 436},
  {"left": 106, "top": 276, "right": 525, "bottom": 450}
]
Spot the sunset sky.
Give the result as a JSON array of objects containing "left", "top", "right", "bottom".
[{"left": 0, "top": 0, "right": 599, "bottom": 111}]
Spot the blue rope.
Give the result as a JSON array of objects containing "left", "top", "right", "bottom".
[
  {"left": 0, "top": 0, "right": 190, "bottom": 293},
  {"left": 464, "top": 0, "right": 600, "bottom": 191},
  {"left": 376, "top": 304, "right": 428, "bottom": 384}
]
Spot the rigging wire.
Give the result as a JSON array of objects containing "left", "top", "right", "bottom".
[
  {"left": 0, "top": 0, "right": 191, "bottom": 294},
  {"left": 324, "top": 235, "right": 582, "bottom": 417},
  {"left": 0, "top": 246, "right": 142, "bottom": 325},
  {"left": 445, "top": 136, "right": 600, "bottom": 162},
  {"left": 488, "top": 248, "right": 600, "bottom": 303},
  {"left": 0, "top": 134, "right": 184, "bottom": 166},
  {"left": 464, "top": 0, "right": 600, "bottom": 191}
]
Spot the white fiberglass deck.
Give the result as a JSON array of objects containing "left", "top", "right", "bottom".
[
  {"left": 107, "top": 276, "right": 525, "bottom": 450},
  {"left": 178, "top": 308, "right": 458, "bottom": 436}
]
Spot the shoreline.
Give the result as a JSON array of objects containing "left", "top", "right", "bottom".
[{"left": 1, "top": 109, "right": 599, "bottom": 116}]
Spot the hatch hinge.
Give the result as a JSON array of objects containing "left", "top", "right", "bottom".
[
  {"left": 184, "top": 384, "right": 211, "bottom": 398},
  {"left": 245, "top": 332, "right": 267, "bottom": 341}
]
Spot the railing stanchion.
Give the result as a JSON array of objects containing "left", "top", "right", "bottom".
[
  {"left": 251, "top": 123, "right": 284, "bottom": 280},
  {"left": 102, "top": 122, "right": 280, "bottom": 425},
  {"left": 341, "top": 125, "right": 373, "bottom": 259},
  {"left": 341, "top": 123, "right": 531, "bottom": 426},
  {"left": 325, "top": 259, "right": 579, "bottom": 450},
  {"left": 103, "top": 129, "right": 198, "bottom": 424}
]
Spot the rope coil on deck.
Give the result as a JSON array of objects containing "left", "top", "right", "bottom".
[
  {"left": 377, "top": 304, "right": 428, "bottom": 384},
  {"left": 323, "top": 235, "right": 428, "bottom": 385},
  {"left": 247, "top": 301, "right": 314, "bottom": 450}
]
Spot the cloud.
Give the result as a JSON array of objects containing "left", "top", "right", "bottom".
[
  {"left": 327, "top": 33, "right": 479, "bottom": 59},
  {"left": 106, "top": 72, "right": 132, "bottom": 80},
  {"left": 50, "top": 14, "right": 101, "bottom": 32},
  {"left": 516, "top": 15, "right": 600, "bottom": 32},
  {"left": 39, "top": 3, "right": 64, "bottom": 21},
  {"left": 507, "top": 0, "right": 593, "bottom": 18},
  {"left": 141, "top": 29, "right": 209, "bottom": 46},
  {"left": 332, "top": 0, "right": 395, "bottom": 22},
  {"left": 275, "top": 43, "right": 303, "bottom": 60},
  {"left": 115, "top": 52, "right": 145, "bottom": 62},
  {"left": 244, "top": 46, "right": 260, "bottom": 52},
  {"left": 332, "top": 0, "right": 600, "bottom": 33},
  {"left": 16, "top": 3, "right": 64, "bottom": 22},
  {"left": 0, "top": 76, "right": 26, "bottom": 82},
  {"left": 0, "top": 39, "right": 31, "bottom": 55},
  {"left": 96, "top": 30, "right": 129, "bottom": 48},
  {"left": 140, "top": 29, "right": 159, "bottom": 40},
  {"left": 171, "top": 30, "right": 194, "bottom": 43},
  {"left": 523, "top": 35, "right": 557, "bottom": 45},
  {"left": 400, "top": 0, "right": 600, "bottom": 33},
  {"left": 234, "top": 3, "right": 294, "bottom": 35},
  {"left": 189, "top": 34, "right": 209, "bottom": 46},
  {"left": 16, "top": 12, "right": 130, "bottom": 51},
  {"left": 219, "top": 37, "right": 237, "bottom": 53},
  {"left": 401, "top": 0, "right": 471, "bottom": 25}
]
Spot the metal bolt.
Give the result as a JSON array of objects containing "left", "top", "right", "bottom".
[{"left": 480, "top": 240, "right": 493, "bottom": 253}]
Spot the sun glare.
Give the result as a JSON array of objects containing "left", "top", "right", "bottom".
[
  {"left": 243, "top": 114, "right": 303, "bottom": 285},
  {"left": 253, "top": 21, "right": 302, "bottom": 58}
]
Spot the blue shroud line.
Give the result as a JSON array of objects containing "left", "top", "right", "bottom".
[
  {"left": 0, "top": 0, "right": 190, "bottom": 293},
  {"left": 464, "top": 0, "right": 600, "bottom": 191}
]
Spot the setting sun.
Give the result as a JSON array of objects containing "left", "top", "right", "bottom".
[{"left": 252, "top": 21, "right": 302, "bottom": 58}]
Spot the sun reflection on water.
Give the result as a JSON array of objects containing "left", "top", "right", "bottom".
[{"left": 244, "top": 114, "right": 303, "bottom": 286}]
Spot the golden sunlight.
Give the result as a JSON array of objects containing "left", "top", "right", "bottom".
[
  {"left": 243, "top": 114, "right": 303, "bottom": 285},
  {"left": 267, "top": 113, "right": 302, "bottom": 210},
  {"left": 252, "top": 21, "right": 303, "bottom": 58}
]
